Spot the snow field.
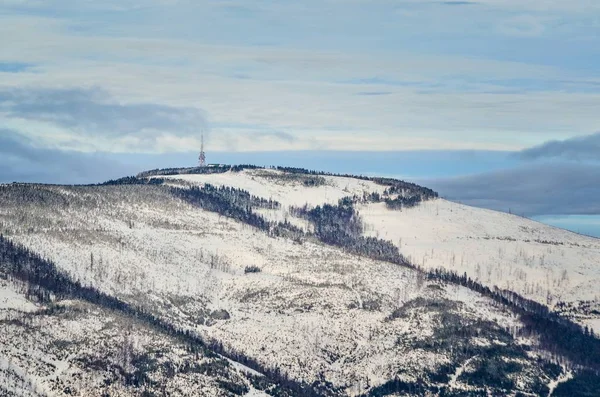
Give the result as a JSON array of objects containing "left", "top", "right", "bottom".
[
  {"left": 0, "top": 173, "right": 583, "bottom": 394},
  {"left": 359, "top": 199, "right": 600, "bottom": 328}
]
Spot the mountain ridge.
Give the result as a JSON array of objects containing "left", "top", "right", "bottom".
[{"left": 1, "top": 165, "right": 599, "bottom": 396}]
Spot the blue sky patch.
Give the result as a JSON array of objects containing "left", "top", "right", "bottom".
[{"left": 0, "top": 62, "right": 32, "bottom": 73}]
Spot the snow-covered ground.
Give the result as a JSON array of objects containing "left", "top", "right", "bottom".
[
  {"left": 0, "top": 279, "right": 37, "bottom": 313},
  {"left": 0, "top": 170, "right": 585, "bottom": 394},
  {"left": 160, "top": 168, "right": 387, "bottom": 206},
  {"left": 359, "top": 199, "right": 600, "bottom": 328},
  {"left": 0, "top": 279, "right": 266, "bottom": 397},
  {"left": 158, "top": 169, "right": 600, "bottom": 329},
  {"left": 2, "top": 185, "right": 461, "bottom": 389}
]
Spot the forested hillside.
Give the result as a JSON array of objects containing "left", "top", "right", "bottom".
[{"left": 1, "top": 166, "right": 598, "bottom": 396}]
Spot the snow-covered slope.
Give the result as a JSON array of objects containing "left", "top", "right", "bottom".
[
  {"left": 0, "top": 279, "right": 266, "bottom": 397},
  {"left": 359, "top": 199, "right": 600, "bottom": 330},
  {"left": 160, "top": 168, "right": 387, "bottom": 207},
  {"left": 0, "top": 168, "right": 596, "bottom": 395},
  {"left": 157, "top": 168, "right": 600, "bottom": 330}
]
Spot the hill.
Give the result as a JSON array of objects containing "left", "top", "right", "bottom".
[
  {"left": 156, "top": 166, "right": 600, "bottom": 331},
  {"left": 1, "top": 165, "right": 598, "bottom": 396}
]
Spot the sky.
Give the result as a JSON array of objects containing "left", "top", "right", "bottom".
[{"left": 1, "top": 0, "right": 599, "bottom": 236}]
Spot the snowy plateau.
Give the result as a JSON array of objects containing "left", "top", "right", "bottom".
[{"left": 0, "top": 166, "right": 599, "bottom": 396}]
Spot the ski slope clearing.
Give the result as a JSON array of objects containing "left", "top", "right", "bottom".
[
  {"left": 360, "top": 199, "right": 600, "bottom": 329},
  {"left": 0, "top": 181, "right": 569, "bottom": 395}
]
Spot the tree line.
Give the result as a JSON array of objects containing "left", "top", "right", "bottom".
[
  {"left": 274, "top": 166, "right": 438, "bottom": 200},
  {"left": 124, "top": 173, "right": 600, "bottom": 376},
  {"left": 292, "top": 197, "right": 600, "bottom": 374},
  {"left": 138, "top": 164, "right": 439, "bottom": 202},
  {"left": 137, "top": 164, "right": 260, "bottom": 178},
  {"left": 291, "top": 198, "right": 404, "bottom": 264}
]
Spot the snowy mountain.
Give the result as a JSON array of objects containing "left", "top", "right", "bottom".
[
  {"left": 1, "top": 165, "right": 599, "bottom": 396},
  {"left": 158, "top": 167, "right": 600, "bottom": 330}
]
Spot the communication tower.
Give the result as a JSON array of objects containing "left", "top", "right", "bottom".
[{"left": 198, "top": 133, "right": 206, "bottom": 167}]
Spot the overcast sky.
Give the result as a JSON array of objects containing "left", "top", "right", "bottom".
[
  {"left": 2, "top": 0, "right": 600, "bottom": 152},
  {"left": 1, "top": 1, "right": 599, "bottom": 234}
]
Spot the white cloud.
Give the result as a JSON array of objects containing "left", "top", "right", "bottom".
[
  {"left": 0, "top": 1, "right": 599, "bottom": 153},
  {"left": 498, "top": 14, "right": 552, "bottom": 37},
  {"left": 476, "top": 0, "right": 600, "bottom": 13},
  {"left": 3, "top": 60, "right": 600, "bottom": 152}
]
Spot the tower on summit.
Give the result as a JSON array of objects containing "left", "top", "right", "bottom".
[{"left": 198, "top": 133, "right": 206, "bottom": 167}]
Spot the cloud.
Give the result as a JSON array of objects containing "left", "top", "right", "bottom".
[
  {"left": 0, "top": 131, "right": 132, "bottom": 184},
  {"left": 0, "top": 0, "right": 599, "bottom": 154},
  {"left": 0, "top": 87, "right": 207, "bottom": 151},
  {"left": 518, "top": 131, "right": 600, "bottom": 161},
  {"left": 1, "top": 133, "right": 597, "bottom": 221},
  {"left": 438, "top": 1, "right": 477, "bottom": 6},
  {"left": 206, "top": 128, "right": 305, "bottom": 152},
  {"left": 355, "top": 91, "right": 393, "bottom": 96},
  {"left": 426, "top": 162, "right": 600, "bottom": 216},
  {"left": 253, "top": 130, "right": 297, "bottom": 143},
  {"left": 498, "top": 15, "right": 552, "bottom": 37},
  {"left": 0, "top": 87, "right": 207, "bottom": 136},
  {"left": 461, "top": 0, "right": 600, "bottom": 13}
]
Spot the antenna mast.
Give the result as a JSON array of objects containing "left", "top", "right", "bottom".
[{"left": 199, "top": 133, "right": 206, "bottom": 167}]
